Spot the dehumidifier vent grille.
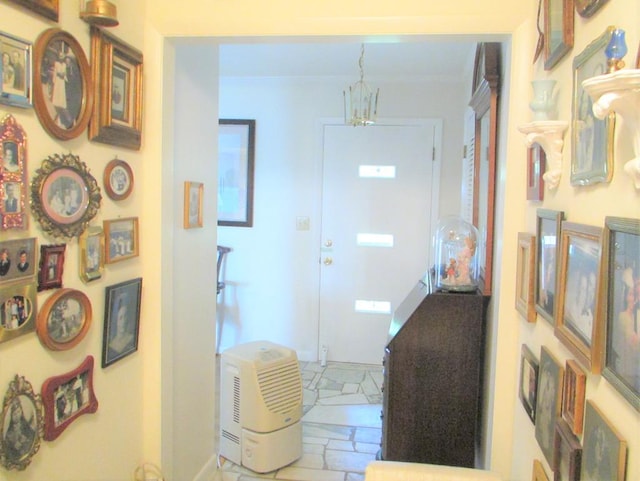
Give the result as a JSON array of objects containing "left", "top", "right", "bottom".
[
  {"left": 221, "top": 429, "right": 240, "bottom": 445},
  {"left": 256, "top": 359, "right": 302, "bottom": 414},
  {"left": 233, "top": 376, "right": 240, "bottom": 423}
]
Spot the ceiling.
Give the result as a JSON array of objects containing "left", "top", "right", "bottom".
[{"left": 218, "top": 40, "right": 479, "bottom": 79}]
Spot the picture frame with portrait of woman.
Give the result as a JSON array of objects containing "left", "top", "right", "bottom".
[
  {"left": 535, "top": 209, "right": 565, "bottom": 325},
  {"left": 554, "top": 222, "right": 604, "bottom": 374},
  {"left": 0, "top": 281, "right": 36, "bottom": 345},
  {"left": 535, "top": 346, "right": 564, "bottom": 466},
  {"left": 0, "top": 374, "right": 44, "bottom": 471},
  {"left": 0, "top": 31, "right": 32, "bottom": 108},
  {"left": 602, "top": 216, "right": 640, "bottom": 411},
  {"left": 0, "top": 114, "right": 28, "bottom": 230},
  {"left": 36, "top": 288, "right": 92, "bottom": 351},
  {"left": 102, "top": 278, "right": 142, "bottom": 367},
  {"left": 581, "top": 400, "right": 626, "bottom": 481},
  {"left": 37, "top": 243, "right": 65, "bottom": 292}
]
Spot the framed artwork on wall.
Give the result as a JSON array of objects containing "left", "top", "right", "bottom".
[
  {"left": 0, "top": 281, "right": 36, "bottom": 345},
  {"left": 37, "top": 243, "right": 65, "bottom": 291},
  {"left": 519, "top": 344, "right": 539, "bottom": 423},
  {"left": 543, "top": 0, "right": 574, "bottom": 70},
  {"left": 32, "top": 28, "right": 93, "bottom": 141},
  {"left": 602, "top": 216, "right": 640, "bottom": 411},
  {"left": 1, "top": 114, "right": 28, "bottom": 230},
  {"left": 36, "top": 288, "right": 92, "bottom": 351},
  {"left": 103, "top": 158, "right": 134, "bottom": 201},
  {"left": 184, "top": 181, "right": 203, "bottom": 229},
  {"left": 5, "top": 0, "right": 58, "bottom": 21},
  {"left": 104, "top": 217, "right": 139, "bottom": 264},
  {"left": 79, "top": 226, "right": 104, "bottom": 283},
  {"left": 554, "top": 222, "right": 604, "bottom": 373},
  {"left": 553, "top": 419, "right": 582, "bottom": 481},
  {"left": 570, "top": 26, "right": 615, "bottom": 186},
  {"left": 102, "top": 277, "right": 142, "bottom": 367},
  {"left": 562, "top": 359, "right": 586, "bottom": 435},
  {"left": 581, "top": 400, "right": 626, "bottom": 481},
  {"left": 532, "top": 459, "right": 550, "bottom": 481},
  {"left": 575, "top": 0, "right": 609, "bottom": 17},
  {"left": 535, "top": 209, "right": 564, "bottom": 325},
  {"left": 535, "top": 346, "right": 564, "bottom": 466},
  {"left": 527, "top": 143, "right": 545, "bottom": 201},
  {"left": 516, "top": 233, "right": 537, "bottom": 323},
  {"left": 0, "top": 237, "right": 36, "bottom": 285},
  {"left": 218, "top": 119, "right": 255, "bottom": 227},
  {"left": 0, "top": 31, "right": 32, "bottom": 108}
]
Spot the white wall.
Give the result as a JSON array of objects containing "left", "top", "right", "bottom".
[{"left": 217, "top": 73, "right": 468, "bottom": 359}]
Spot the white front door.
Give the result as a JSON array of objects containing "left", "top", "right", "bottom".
[{"left": 319, "top": 121, "right": 439, "bottom": 364}]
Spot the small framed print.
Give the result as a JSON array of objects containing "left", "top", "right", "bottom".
[
  {"left": 516, "top": 233, "right": 537, "bottom": 323},
  {"left": 519, "top": 344, "right": 539, "bottom": 423},
  {"left": 0, "top": 281, "right": 36, "bottom": 345},
  {"left": 543, "top": 0, "right": 574, "bottom": 70},
  {"left": 535, "top": 209, "right": 565, "bottom": 325},
  {"left": 0, "top": 374, "right": 44, "bottom": 471},
  {"left": 103, "top": 158, "right": 134, "bottom": 201},
  {"left": 553, "top": 419, "right": 582, "bottom": 481},
  {"left": 184, "top": 181, "right": 203, "bottom": 229},
  {"left": 555, "top": 222, "right": 604, "bottom": 373},
  {"left": 6, "top": 0, "right": 59, "bottom": 21},
  {"left": 0, "top": 31, "right": 32, "bottom": 108},
  {"left": 532, "top": 459, "right": 551, "bottom": 481},
  {"left": 104, "top": 217, "right": 139, "bottom": 264},
  {"left": 527, "top": 143, "right": 545, "bottom": 201},
  {"left": 89, "top": 27, "right": 143, "bottom": 150},
  {"left": 535, "top": 346, "right": 564, "bottom": 466},
  {"left": 581, "top": 400, "right": 627, "bottom": 481},
  {"left": 37, "top": 244, "right": 65, "bottom": 292},
  {"left": 102, "top": 278, "right": 142, "bottom": 367},
  {"left": 79, "top": 226, "right": 104, "bottom": 283},
  {"left": 41, "top": 356, "right": 98, "bottom": 441},
  {"left": 1, "top": 114, "right": 28, "bottom": 230},
  {"left": 562, "top": 360, "right": 586, "bottom": 435},
  {"left": 0, "top": 237, "right": 36, "bottom": 285},
  {"left": 574, "top": 0, "right": 609, "bottom": 17},
  {"left": 36, "top": 288, "right": 92, "bottom": 351}
]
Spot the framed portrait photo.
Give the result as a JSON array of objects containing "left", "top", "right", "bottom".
[
  {"left": 570, "top": 26, "right": 615, "bottom": 186},
  {"left": 37, "top": 243, "right": 65, "bottom": 292},
  {"left": 104, "top": 217, "right": 139, "bottom": 264},
  {"left": 0, "top": 375, "right": 44, "bottom": 471},
  {"left": 89, "top": 27, "right": 143, "bottom": 150},
  {"left": 103, "top": 158, "right": 134, "bottom": 201},
  {"left": 32, "top": 28, "right": 93, "bottom": 141},
  {"left": 532, "top": 459, "right": 550, "bottom": 481},
  {"left": 527, "top": 143, "right": 545, "bottom": 201},
  {"left": 535, "top": 209, "right": 564, "bottom": 325},
  {"left": 517, "top": 233, "right": 537, "bottom": 323},
  {"left": 79, "top": 226, "right": 104, "bottom": 284},
  {"left": 41, "top": 356, "right": 98, "bottom": 441},
  {"left": 535, "top": 346, "right": 564, "bottom": 466},
  {"left": 36, "top": 288, "right": 92, "bottom": 351},
  {"left": 1, "top": 114, "right": 28, "bottom": 230},
  {"left": 519, "top": 344, "right": 539, "bottom": 423},
  {"left": 0, "top": 31, "right": 32, "bottom": 108},
  {"left": 553, "top": 419, "right": 582, "bottom": 481},
  {"left": 5, "top": 0, "right": 58, "bottom": 21},
  {"left": 562, "top": 360, "right": 586, "bottom": 436},
  {"left": 184, "top": 181, "right": 203, "bottom": 229},
  {"left": 543, "top": 0, "right": 574, "bottom": 70},
  {"left": 0, "top": 237, "right": 36, "bottom": 285},
  {"left": 0, "top": 281, "right": 36, "bottom": 345},
  {"left": 602, "top": 216, "right": 640, "bottom": 410},
  {"left": 102, "top": 278, "right": 142, "bottom": 367},
  {"left": 218, "top": 119, "right": 255, "bottom": 227},
  {"left": 581, "top": 400, "right": 626, "bottom": 481},
  {"left": 555, "top": 222, "right": 604, "bottom": 373},
  {"left": 30, "top": 153, "right": 102, "bottom": 239}
]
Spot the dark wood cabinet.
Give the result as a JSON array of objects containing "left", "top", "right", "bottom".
[{"left": 381, "top": 276, "right": 487, "bottom": 468}]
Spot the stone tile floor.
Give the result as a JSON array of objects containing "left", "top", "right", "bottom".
[{"left": 218, "top": 360, "right": 383, "bottom": 481}]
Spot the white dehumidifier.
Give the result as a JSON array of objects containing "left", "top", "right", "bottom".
[{"left": 219, "top": 340, "right": 303, "bottom": 473}]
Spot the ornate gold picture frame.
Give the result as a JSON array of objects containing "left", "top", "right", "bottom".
[
  {"left": 1, "top": 114, "right": 28, "bottom": 230},
  {"left": 0, "top": 281, "right": 36, "bottom": 345}
]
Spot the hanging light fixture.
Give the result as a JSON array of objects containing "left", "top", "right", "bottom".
[
  {"left": 80, "top": 0, "right": 119, "bottom": 27},
  {"left": 344, "top": 44, "right": 379, "bottom": 126}
]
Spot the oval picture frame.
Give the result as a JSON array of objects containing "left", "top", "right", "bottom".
[
  {"left": 103, "top": 158, "right": 134, "bottom": 201},
  {"left": 30, "top": 153, "right": 102, "bottom": 238},
  {"left": 36, "top": 288, "right": 92, "bottom": 351},
  {"left": 32, "top": 28, "right": 93, "bottom": 141}
]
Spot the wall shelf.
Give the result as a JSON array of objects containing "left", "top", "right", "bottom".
[
  {"left": 518, "top": 121, "right": 569, "bottom": 190},
  {"left": 582, "top": 69, "right": 640, "bottom": 189}
]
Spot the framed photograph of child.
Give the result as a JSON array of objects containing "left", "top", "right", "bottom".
[{"left": 102, "top": 278, "right": 142, "bottom": 367}]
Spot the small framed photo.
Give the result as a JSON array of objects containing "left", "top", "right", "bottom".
[
  {"left": 1, "top": 114, "right": 28, "bottom": 230},
  {"left": 519, "top": 344, "right": 539, "bottom": 423},
  {"left": 41, "top": 356, "right": 98, "bottom": 441},
  {"left": 581, "top": 400, "right": 627, "bottom": 481},
  {"left": 0, "top": 31, "right": 32, "bottom": 108},
  {"left": 184, "top": 181, "right": 203, "bottom": 229},
  {"left": 562, "top": 360, "right": 586, "bottom": 435},
  {"left": 532, "top": 459, "right": 550, "bottom": 481},
  {"left": 6, "top": 0, "right": 58, "bottom": 21},
  {"left": 37, "top": 244, "right": 65, "bottom": 292},
  {"left": 602, "top": 216, "right": 640, "bottom": 410},
  {"left": 0, "top": 237, "right": 36, "bottom": 284},
  {"left": 89, "top": 27, "right": 143, "bottom": 150},
  {"left": 36, "top": 288, "right": 92, "bottom": 351},
  {"left": 218, "top": 119, "right": 256, "bottom": 227},
  {"left": 574, "top": 0, "right": 609, "bottom": 17},
  {"left": 535, "top": 209, "right": 564, "bottom": 324},
  {"left": 0, "top": 281, "right": 36, "bottom": 345},
  {"left": 553, "top": 419, "right": 582, "bottom": 481},
  {"left": 0, "top": 374, "right": 44, "bottom": 471},
  {"left": 32, "top": 28, "right": 93, "bottom": 141},
  {"left": 527, "top": 143, "right": 545, "bottom": 201},
  {"left": 79, "top": 226, "right": 104, "bottom": 283},
  {"left": 104, "top": 217, "right": 139, "bottom": 264},
  {"left": 535, "top": 346, "right": 564, "bottom": 466},
  {"left": 30, "top": 153, "right": 102, "bottom": 239},
  {"left": 102, "top": 277, "right": 142, "bottom": 367},
  {"left": 517, "top": 233, "right": 537, "bottom": 323},
  {"left": 543, "top": 0, "right": 574, "bottom": 70},
  {"left": 103, "top": 158, "right": 134, "bottom": 201},
  {"left": 555, "top": 222, "right": 604, "bottom": 373},
  {"left": 571, "top": 26, "right": 615, "bottom": 186}
]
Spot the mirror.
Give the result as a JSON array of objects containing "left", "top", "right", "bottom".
[{"left": 469, "top": 43, "right": 500, "bottom": 296}]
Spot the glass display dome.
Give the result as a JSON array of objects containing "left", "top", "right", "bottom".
[{"left": 434, "top": 216, "right": 480, "bottom": 292}]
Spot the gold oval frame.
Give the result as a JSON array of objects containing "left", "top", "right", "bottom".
[
  {"left": 32, "top": 28, "right": 93, "bottom": 141},
  {"left": 30, "top": 153, "right": 101, "bottom": 239},
  {"left": 36, "top": 288, "right": 92, "bottom": 351}
]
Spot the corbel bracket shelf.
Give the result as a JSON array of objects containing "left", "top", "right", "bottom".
[
  {"left": 518, "top": 120, "right": 569, "bottom": 190},
  {"left": 583, "top": 69, "right": 640, "bottom": 189}
]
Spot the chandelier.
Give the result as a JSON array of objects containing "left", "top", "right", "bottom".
[{"left": 344, "top": 44, "right": 379, "bottom": 126}]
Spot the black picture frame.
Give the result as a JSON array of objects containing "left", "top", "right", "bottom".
[
  {"left": 535, "top": 346, "right": 564, "bottom": 465},
  {"left": 519, "top": 344, "right": 539, "bottom": 423},
  {"left": 535, "top": 209, "right": 565, "bottom": 324},
  {"left": 102, "top": 278, "right": 142, "bottom": 367}
]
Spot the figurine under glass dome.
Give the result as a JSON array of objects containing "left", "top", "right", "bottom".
[{"left": 434, "top": 216, "right": 480, "bottom": 292}]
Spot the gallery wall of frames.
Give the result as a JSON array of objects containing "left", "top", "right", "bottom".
[
  {"left": 0, "top": 0, "right": 145, "bottom": 472},
  {"left": 516, "top": 1, "right": 640, "bottom": 480}
]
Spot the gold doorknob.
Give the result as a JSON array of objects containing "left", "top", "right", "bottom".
[
  {"left": 324, "top": 239, "right": 333, "bottom": 247},
  {"left": 323, "top": 257, "right": 333, "bottom": 265}
]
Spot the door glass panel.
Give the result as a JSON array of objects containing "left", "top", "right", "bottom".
[
  {"left": 355, "top": 300, "right": 392, "bottom": 314},
  {"left": 356, "top": 233, "right": 394, "bottom": 247},
  {"left": 359, "top": 165, "right": 396, "bottom": 178}
]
